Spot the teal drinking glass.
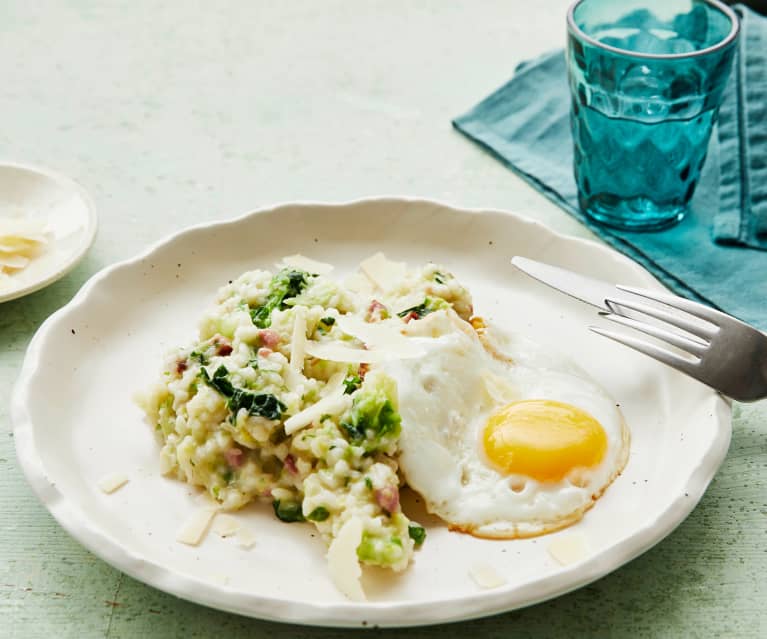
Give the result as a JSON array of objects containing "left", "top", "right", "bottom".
[{"left": 567, "top": 0, "right": 739, "bottom": 230}]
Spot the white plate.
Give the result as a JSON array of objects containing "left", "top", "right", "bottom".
[
  {"left": 12, "top": 198, "right": 730, "bottom": 627},
  {"left": 0, "top": 162, "right": 97, "bottom": 303}
]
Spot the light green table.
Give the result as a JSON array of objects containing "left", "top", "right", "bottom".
[{"left": 1, "top": 2, "right": 765, "bottom": 637}]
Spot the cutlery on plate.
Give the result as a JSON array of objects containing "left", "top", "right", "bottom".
[{"left": 511, "top": 256, "right": 767, "bottom": 402}]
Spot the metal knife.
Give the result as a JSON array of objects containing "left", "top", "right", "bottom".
[{"left": 510, "top": 256, "right": 640, "bottom": 310}]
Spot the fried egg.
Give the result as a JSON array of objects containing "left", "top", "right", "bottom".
[{"left": 381, "top": 310, "right": 629, "bottom": 538}]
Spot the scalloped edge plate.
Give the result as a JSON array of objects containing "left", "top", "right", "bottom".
[{"left": 11, "top": 198, "right": 730, "bottom": 627}]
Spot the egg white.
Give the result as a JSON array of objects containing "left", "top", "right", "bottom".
[{"left": 381, "top": 310, "right": 629, "bottom": 538}]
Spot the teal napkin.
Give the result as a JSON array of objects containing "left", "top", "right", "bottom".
[{"left": 453, "top": 5, "right": 767, "bottom": 330}]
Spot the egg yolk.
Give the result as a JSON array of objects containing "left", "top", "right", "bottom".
[{"left": 483, "top": 400, "right": 607, "bottom": 482}]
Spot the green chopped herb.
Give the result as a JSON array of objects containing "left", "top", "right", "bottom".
[
  {"left": 433, "top": 272, "right": 446, "bottom": 284},
  {"left": 222, "top": 469, "right": 233, "bottom": 484},
  {"left": 320, "top": 316, "right": 335, "bottom": 327},
  {"left": 364, "top": 476, "right": 373, "bottom": 490},
  {"left": 200, "top": 365, "right": 286, "bottom": 420},
  {"left": 190, "top": 350, "right": 208, "bottom": 365},
  {"left": 250, "top": 269, "right": 311, "bottom": 328},
  {"left": 408, "top": 523, "right": 426, "bottom": 546},
  {"left": 343, "top": 374, "right": 362, "bottom": 395},
  {"left": 396, "top": 297, "right": 447, "bottom": 320},
  {"left": 306, "top": 506, "right": 330, "bottom": 522},
  {"left": 272, "top": 499, "right": 305, "bottom": 523}
]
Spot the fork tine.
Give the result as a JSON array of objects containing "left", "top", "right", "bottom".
[
  {"left": 599, "top": 311, "right": 707, "bottom": 356},
  {"left": 616, "top": 285, "right": 726, "bottom": 327},
  {"left": 604, "top": 297, "right": 715, "bottom": 342},
  {"left": 589, "top": 326, "right": 701, "bottom": 378}
]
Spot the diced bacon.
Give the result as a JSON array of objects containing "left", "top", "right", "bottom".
[
  {"left": 175, "top": 359, "right": 188, "bottom": 375},
  {"left": 366, "top": 299, "right": 387, "bottom": 322},
  {"left": 403, "top": 311, "right": 419, "bottom": 323},
  {"left": 224, "top": 448, "right": 243, "bottom": 468},
  {"left": 257, "top": 347, "right": 273, "bottom": 358},
  {"left": 284, "top": 454, "right": 298, "bottom": 475},
  {"left": 212, "top": 334, "right": 233, "bottom": 356},
  {"left": 375, "top": 485, "right": 400, "bottom": 514},
  {"left": 259, "top": 329, "right": 280, "bottom": 348},
  {"left": 358, "top": 363, "right": 369, "bottom": 380}
]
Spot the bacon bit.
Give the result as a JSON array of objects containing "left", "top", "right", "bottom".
[
  {"left": 403, "top": 311, "right": 419, "bottom": 323},
  {"left": 284, "top": 454, "right": 298, "bottom": 475},
  {"left": 358, "top": 363, "right": 369, "bottom": 380},
  {"left": 211, "top": 334, "right": 233, "bottom": 356},
  {"left": 366, "top": 299, "right": 388, "bottom": 322},
  {"left": 175, "top": 359, "right": 188, "bottom": 375},
  {"left": 258, "top": 329, "right": 280, "bottom": 349},
  {"left": 224, "top": 448, "right": 243, "bottom": 468},
  {"left": 375, "top": 485, "right": 400, "bottom": 514},
  {"left": 257, "top": 347, "right": 273, "bottom": 358}
]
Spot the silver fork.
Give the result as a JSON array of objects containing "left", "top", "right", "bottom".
[{"left": 591, "top": 286, "right": 767, "bottom": 402}]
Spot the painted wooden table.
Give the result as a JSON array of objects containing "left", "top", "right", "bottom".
[{"left": 1, "top": 2, "right": 765, "bottom": 637}]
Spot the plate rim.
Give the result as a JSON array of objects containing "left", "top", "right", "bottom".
[
  {"left": 0, "top": 160, "right": 99, "bottom": 304},
  {"left": 11, "top": 196, "right": 732, "bottom": 627}
]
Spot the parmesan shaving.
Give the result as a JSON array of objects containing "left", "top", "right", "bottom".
[
  {"left": 176, "top": 507, "right": 218, "bottom": 546},
  {"left": 97, "top": 473, "right": 129, "bottom": 494},
  {"left": 305, "top": 341, "right": 421, "bottom": 364},
  {"left": 360, "top": 252, "right": 406, "bottom": 291},
  {"left": 469, "top": 563, "right": 507, "bottom": 589},
  {"left": 547, "top": 534, "right": 589, "bottom": 566},
  {"left": 279, "top": 254, "right": 334, "bottom": 275},
  {"left": 335, "top": 316, "right": 421, "bottom": 355},
  {"left": 327, "top": 516, "right": 366, "bottom": 601},
  {"left": 284, "top": 392, "right": 351, "bottom": 435},
  {"left": 0, "top": 217, "right": 49, "bottom": 275},
  {"left": 290, "top": 306, "right": 307, "bottom": 375},
  {"left": 0, "top": 254, "right": 30, "bottom": 269},
  {"left": 212, "top": 513, "right": 241, "bottom": 538},
  {"left": 236, "top": 527, "right": 257, "bottom": 549}
]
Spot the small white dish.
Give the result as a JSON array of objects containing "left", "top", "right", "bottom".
[
  {"left": 0, "top": 162, "right": 97, "bottom": 303},
  {"left": 11, "top": 198, "right": 730, "bottom": 627}
]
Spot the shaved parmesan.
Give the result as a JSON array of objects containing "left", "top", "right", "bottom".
[
  {"left": 0, "top": 217, "right": 49, "bottom": 274},
  {"left": 324, "top": 370, "right": 348, "bottom": 394},
  {"left": 305, "top": 341, "right": 421, "bottom": 364},
  {"left": 360, "top": 252, "right": 406, "bottom": 291},
  {"left": 335, "top": 315, "right": 418, "bottom": 351},
  {"left": 290, "top": 306, "right": 307, "bottom": 375},
  {"left": 548, "top": 534, "right": 589, "bottom": 566},
  {"left": 284, "top": 392, "right": 351, "bottom": 435},
  {"left": 344, "top": 272, "right": 374, "bottom": 295},
  {"left": 97, "top": 473, "right": 129, "bottom": 494},
  {"left": 327, "top": 517, "right": 366, "bottom": 601},
  {"left": 236, "top": 527, "right": 257, "bottom": 549},
  {"left": 0, "top": 218, "right": 48, "bottom": 238},
  {"left": 469, "top": 563, "right": 507, "bottom": 589},
  {"left": 212, "top": 513, "right": 241, "bottom": 538},
  {"left": 279, "top": 254, "right": 334, "bottom": 275},
  {"left": 176, "top": 507, "right": 218, "bottom": 546},
  {"left": 0, "top": 253, "right": 30, "bottom": 269}
]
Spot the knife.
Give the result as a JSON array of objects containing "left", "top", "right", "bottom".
[{"left": 510, "top": 256, "right": 640, "bottom": 310}]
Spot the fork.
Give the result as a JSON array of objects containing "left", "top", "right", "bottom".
[{"left": 591, "top": 286, "right": 767, "bottom": 402}]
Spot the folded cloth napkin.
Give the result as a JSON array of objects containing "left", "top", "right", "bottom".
[{"left": 453, "top": 5, "right": 767, "bottom": 330}]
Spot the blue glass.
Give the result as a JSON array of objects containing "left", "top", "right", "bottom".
[{"left": 567, "top": 0, "right": 739, "bottom": 230}]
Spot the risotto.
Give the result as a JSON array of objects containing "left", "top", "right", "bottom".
[{"left": 139, "top": 254, "right": 472, "bottom": 576}]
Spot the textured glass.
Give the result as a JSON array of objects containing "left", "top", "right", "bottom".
[{"left": 567, "top": 0, "right": 738, "bottom": 230}]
